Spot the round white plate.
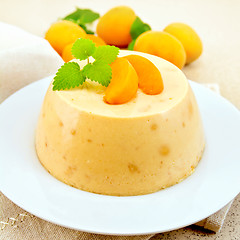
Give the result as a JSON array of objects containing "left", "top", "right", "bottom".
[{"left": 0, "top": 76, "right": 240, "bottom": 235}]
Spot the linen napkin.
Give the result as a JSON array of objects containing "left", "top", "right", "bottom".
[
  {"left": 0, "top": 22, "right": 63, "bottom": 103},
  {"left": 0, "top": 23, "right": 235, "bottom": 239}
]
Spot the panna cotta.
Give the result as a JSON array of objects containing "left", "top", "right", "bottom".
[{"left": 36, "top": 50, "right": 205, "bottom": 196}]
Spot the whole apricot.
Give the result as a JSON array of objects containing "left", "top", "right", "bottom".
[
  {"left": 62, "top": 43, "right": 74, "bottom": 62},
  {"left": 96, "top": 6, "right": 136, "bottom": 47},
  {"left": 45, "top": 20, "right": 86, "bottom": 55},
  {"left": 134, "top": 31, "right": 186, "bottom": 69},
  {"left": 164, "top": 23, "right": 202, "bottom": 64},
  {"left": 85, "top": 34, "right": 106, "bottom": 47}
]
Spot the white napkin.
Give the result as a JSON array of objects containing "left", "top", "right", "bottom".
[{"left": 0, "top": 22, "right": 64, "bottom": 102}]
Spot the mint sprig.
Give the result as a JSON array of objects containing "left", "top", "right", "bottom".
[
  {"left": 52, "top": 39, "right": 119, "bottom": 91},
  {"left": 128, "top": 16, "right": 151, "bottom": 50},
  {"left": 53, "top": 62, "right": 86, "bottom": 91},
  {"left": 63, "top": 8, "right": 100, "bottom": 35}
]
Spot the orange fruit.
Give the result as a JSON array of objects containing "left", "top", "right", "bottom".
[{"left": 45, "top": 20, "right": 86, "bottom": 55}]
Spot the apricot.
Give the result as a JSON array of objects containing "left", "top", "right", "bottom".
[
  {"left": 45, "top": 20, "right": 86, "bottom": 55},
  {"left": 85, "top": 34, "right": 106, "bottom": 47},
  {"left": 134, "top": 31, "right": 186, "bottom": 69},
  {"left": 96, "top": 6, "right": 136, "bottom": 47},
  {"left": 124, "top": 55, "right": 164, "bottom": 95},
  {"left": 104, "top": 58, "right": 138, "bottom": 104},
  {"left": 164, "top": 23, "right": 202, "bottom": 64},
  {"left": 62, "top": 43, "right": 74, "bottom": 62}
]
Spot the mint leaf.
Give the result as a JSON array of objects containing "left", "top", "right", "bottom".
[
  {"left": 79, "top": 24, "right": 94, "bottom": 34},
  {"left": 130, "top": 16, "right": 151, "bottom": 40},
  {"left": 93, "top": 45, "right": 119, "bottom": 64},
  {"left": 63, "top": 8, "right": 99, "bottom": 35},
  {"left": 128, "top": 17, "right": 151, "bottom": 50},
  {"left": 82, "top": 61, "right": 112, "bottom": 87},
  {"left": 63, "top": 8, "right": 100, "bottom": 24},
  {"left": 71, "top": 38, "right": 96, "bottom": 60},
  {"left": 53, "top": 62, "right": 86, "bottom": 91},
  {"left": 128, "top": 39, "right": 136, "bottom": 50},
  {"left": 78, "top": 9, "right": 100, "bottom": 24},
  {"left": 63, "top": 9, "right": 82, "bottom": 22}
]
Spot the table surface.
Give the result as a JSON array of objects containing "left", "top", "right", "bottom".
[{"left": 0, "top": 0, "right": 239, "bottom": 239}]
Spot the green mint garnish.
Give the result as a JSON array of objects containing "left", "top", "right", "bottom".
[
  {"left": 128, "top": 16, "right": 151, "bottom": 50},
  {"left": 79, "top": 24, "right": 94, "bottom": 35},
  {"left": 63, "top": 8, "right": 100, "bottom": 35},
  {"left": 71, "top": 38, "right": 96, "bottom": 60},
  {"left": 93, "top": 45, "right": 120, "bottom": 64},
  {"left": 82, "top": 61, "right": 112, "bottom": 87},
  {"left": 53, "top": 62, "right": 86, "bottom": 91},
  {"left": 128, "top": 39, "right": 136, "bottom": 50},
  {"left": 52, "top": 38, "right": 119, "bottom": 91},
  {"left": 130, "top": 17, "right": 151, "bottom": 39}
]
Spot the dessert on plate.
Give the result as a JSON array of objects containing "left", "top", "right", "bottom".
[{"left": 35, "top": 49, "right": 205, "bottom": 196}]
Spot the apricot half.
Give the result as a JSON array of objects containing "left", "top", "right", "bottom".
[
  {"left": 96, "top": 6, "right": 136, "bottom": 47},
  {"left": 124, "top": 55, "right": 164, "bottom": 95},
  {"left": 134, "top": 31, "right": 186, "bottom": 69},
  {"left": 164, "top": 23, "right": 203, "bottom": 64},
  {"left": 104, "top": 58, "right": 138, "bottom": 104},
  {"left": 45, "top": 20, "right": 86, "bottom": 55}
]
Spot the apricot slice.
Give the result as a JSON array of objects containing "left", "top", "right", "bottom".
[
  {"left": 96, "top": 6, "right": 136, "bottom": 47},
  {"left": 104, "top": 58, "right": 138, "bottom": 104},
  {"left": 164, "top": 23, "right": 203, "bottom": 64},
  {"left": 45, "top": 20, "right": 86, "bottom": 55},
  {"left": 124, "top": 55, "right": 164, "bottom": 95},
  {"left": 134, "top": 31, "right": 186, "bottom": 69}
]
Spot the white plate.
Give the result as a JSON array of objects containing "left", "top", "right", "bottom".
[{"left": 0, "top": 76, "right": 240, "bottom": 235}]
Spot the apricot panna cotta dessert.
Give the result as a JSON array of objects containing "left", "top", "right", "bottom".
[{"left": 36, "top": 38, "right": 205, "bottom": 196}]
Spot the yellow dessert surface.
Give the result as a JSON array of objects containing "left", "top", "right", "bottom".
[{"left": 36, "top": 51, "right": 205, "bottom": 196}]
